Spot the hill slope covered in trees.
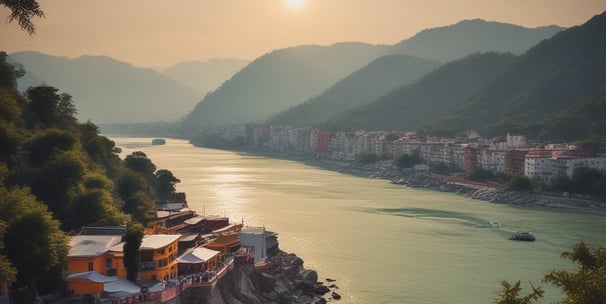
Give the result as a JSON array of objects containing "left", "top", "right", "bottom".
[
  {"left": 424, "top": 11, "right": 606, "bottom": 139},
  {"left": 268, "top": 54, "right": 440, "bottom": 125},
  {"left": 321, "top": 52, "right": 516, "bottom": 131},
  {"left": 0, "top": 52, "right": 180, "bottom": 298}
]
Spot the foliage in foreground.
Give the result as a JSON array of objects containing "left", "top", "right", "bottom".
[{"left": 495, "top": 241, "right": 606, "bottom": 304}]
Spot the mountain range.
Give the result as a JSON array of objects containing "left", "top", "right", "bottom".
[
  {"left": 321, "top": 52, "right": 517, "bottom": 131},
  {"left": 182, "top": 19, "right": 561, "bottom": 130},
  {"left": 268, "top": 54, "right": 441, "bottom": 125},
  {"left": 161, "top": 58, "right": 249, "bottom": 95},
  {"left": 424, "top": 11, "right": 606, "bottom": 139},
  {"left": 8, "top": 53, "right": 246, "bottom": 123}
]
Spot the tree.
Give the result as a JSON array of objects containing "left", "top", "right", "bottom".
[
  {"left": 572, "top": 167, "right": 602, "bottom": 195},
  {"left": 155, "top": 169, "right": 180, "bottom": 201},
  {"left": 123, "top": 223, "right": 144, "bottom": 282},
  {"left": 124, "top": 151, "right": 157, "bottom": 189},
  {"left": 494, "top": 280, "right": 544, "bottom": 304},
  {"left": 0, "top": 0, "right": 44, "bottom": 34},
  {"left": 469, "top": 167, "right": 495, "bottom": 182},
  {"left": 543, "top": 241, "right": 606, "bottom": 304},
  {"left": 123, "top": 191, "right": 155, "bottom": 224},
  {"left": 505, "top": 175, "right": 533, "bottom": 192},
  {"left": 0, "top": 187, "right": 69, "bottom": 298},
  {"left": 396, "top": 153, "right": 421, "bottom": 169}
]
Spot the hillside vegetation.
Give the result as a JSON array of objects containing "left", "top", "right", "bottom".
[
  {"left": 269, "top": 54, "right": 440, "bottom": 125},
  {"left": 0, "top": 52, "right": 179, "bottom": 297},
  {"left": 322, "top": 52, "right": 516, "bottom": 131},
  {"left": 424, "top": 11, "right": 606, "bottom": 139}
]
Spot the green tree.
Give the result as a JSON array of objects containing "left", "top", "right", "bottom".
[
  {"left": 572, "top": 167, "right": 602, "bottom": 195},
  {"left": 123, "top": 191, "right": 155, "bottom": 224},
  {"left": 505, "top": 175, "right": 533, "bottom": 192},
  {"left": 0, "top": 0, "right": 44, "bottom": 34},
  {"left": 551, "top": 175, "right": 575, "bottom": 193},
  {"left": 0, "top": 187, "right": 69, "bottom": 298},
  {"left": 396, "top": 153, "right": 421, "bottom": 169},
  {"left": 156, "top": 169, "right": 180, "bottom": 201},
  {"left": 123, "top": 223, "right": 145, "bottom": 282},
  {"left": 543, "top": 241, "right": 606, "bottom": 304},
  {"left": 495, "top": 280, "right": 544, "bottom": 304},
  {"left": 469, "top": 167, "right": 495, "bottom": 182},
  {"left": 124, "top": 151, "right": 157, "bottom": 189}
]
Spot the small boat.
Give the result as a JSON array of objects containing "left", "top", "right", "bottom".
[
  {"left": 508, "top": 231, "right": 536, "bottom": 241},
  {"left": 151, "top": 138, "right": 166, "bottom": 145}
]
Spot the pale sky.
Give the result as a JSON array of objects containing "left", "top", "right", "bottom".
[{"left": 2, "top": 0, "right": 605, "bottom": 67}]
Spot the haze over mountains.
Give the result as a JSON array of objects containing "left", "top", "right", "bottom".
[
  {"left": 8, "top": 18, "right": 571, "bottom": 132},
  {"left": 182, "top": 19, "right": 562, "bottom": 131},
  {"left": 8, "top": 53, "right": 246, "bottom": 123},
  {"left": 269, "top": 54, "right": 441, "bottom": 125},
  {"left": 161, "top": 58, "right": 250, "bottom": 95},
  {"left": 322, "top": 52, "right": 517, "bottom": 131}
]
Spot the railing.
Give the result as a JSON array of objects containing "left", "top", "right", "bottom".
[{"left": 103, "top": 259, "right": 236, "bottom": 303}]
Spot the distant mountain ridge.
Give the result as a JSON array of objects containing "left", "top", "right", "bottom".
[
  {"left": 393, "top": 19, "right": 562, "bottom": 62},
  {"left": 182, "top": 19, "right": 561, "bottom": 130},
  {"left": 268, "top": 54, "right": 441, "bottom": 125},
  {"left": 161, "top": 58, "right": 250, "bottom": 95},
  {"left": 9, "top": 51, "right": 202, "bottom": 123},
  {"left": 181, "top": 42, "right": 391, "bottom": 131},
  {"left": 321, "top": 52, "right": 517, "bottom": 131},
  {"left": 425, "top": 11, "right": 606, "bottom": 139}
]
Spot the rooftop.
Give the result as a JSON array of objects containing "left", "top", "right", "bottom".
[
  {"left": 140, "top": 234, "right": 181, "bottom": 250},
  {"left": 69, "top": 235, "right": 123, "bottom": 257},
  {"left": 177, "top": 246, "right": 221, "bottom": 264}
]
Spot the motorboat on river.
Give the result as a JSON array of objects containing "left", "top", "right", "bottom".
[{"left": 508, "top": 231, "right": 536, "bottom": 241}]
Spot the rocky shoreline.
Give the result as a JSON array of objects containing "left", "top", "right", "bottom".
[
  {"left": 376, "top": 166, "right": 606, "bottom": 215},
  {"left": 208, "top": 249, "right": 340, "bottom": 304},
  {"left": 235, "top": 148, "right": 606, "bottom": 215}
]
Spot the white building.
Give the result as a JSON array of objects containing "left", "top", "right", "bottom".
[{"left": 239, "top": 227, "right": 277, "bottom": 264}]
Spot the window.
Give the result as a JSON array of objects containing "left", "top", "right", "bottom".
[
  {"left": 106, "top": 258, "right": 112, "bottom": 269},
  {"left": 88, "top": 262, "right": 93, "bottom": 271}
]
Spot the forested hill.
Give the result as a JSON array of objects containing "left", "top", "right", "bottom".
[
  {"left": 392, "top": 19, "right": 562, "bottom": 62},
  {"left": 268, "top": 54, "right": 440, "bottom": 125},
  {"left": 9, "top": 51, "right": 201, "bottom": 123},
  {"left": 321, "top": 52, "right": 517, "bottom": 131},
  {"left": 180, "top": 42, "right": 390, "bottom": 131},
  {"left": 0, "top": 52, "right": 180, "bottom": 297},
  {"left": 180, "top": 19, "right": 560, "bottom": 133},
  {"left": 424, "top": 11, "right": 606, "bottom": 139}
]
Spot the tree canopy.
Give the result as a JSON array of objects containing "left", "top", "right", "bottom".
[{"left": 0, "top": 0, "right": 44, "bottom": 34}]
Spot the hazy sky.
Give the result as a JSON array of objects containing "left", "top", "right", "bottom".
[{"left": 2, "top": 0, "right": 605, "bottom": 67}]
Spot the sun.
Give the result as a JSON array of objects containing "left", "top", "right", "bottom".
[{"left": 285, "top": 0, "right": 306, "bottom": 10}]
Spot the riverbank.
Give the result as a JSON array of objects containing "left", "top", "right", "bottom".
[{"left": 231, "top": 148, "right": 606, "bottom": 216}]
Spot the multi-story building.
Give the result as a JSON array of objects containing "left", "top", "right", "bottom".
[
  {"left": 524, "top": 149, "right": 555, "bottom": 183},
  {"left": 137, "top": 234, "right": 181, "bottom": 282},
  {"left": 505, "top": 149, "right": 529, "bottom": 175}
]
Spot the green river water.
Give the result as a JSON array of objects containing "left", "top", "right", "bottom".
[{"left": 112, "top": 137, "right": 606, "bottom": 304}]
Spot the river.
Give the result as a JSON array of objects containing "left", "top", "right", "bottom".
[{"left": 111, "top": 136, "right": 606, "bottom": 304}]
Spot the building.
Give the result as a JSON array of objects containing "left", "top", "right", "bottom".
[
  {"left": 177, "top": 246, "right": 222, "bottom": 275},
  {"left": 65, "top": 235, "right": 126, "bottom": 295},
  {"left": 136, "top": 234, "right": 181, "bottom": 281},
  {"left": 505, "top": 149, "right": 529, "bottom": 175},
  {"left": 67, "top": 235, "right": 125, "bottom": 278},
  {"left": 239, "top": 227, "right": 277, "bottom": 264}
]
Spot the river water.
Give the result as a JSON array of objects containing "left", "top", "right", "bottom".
[{"left": 111, "top": 137, "right": 606, "bottom": 304}]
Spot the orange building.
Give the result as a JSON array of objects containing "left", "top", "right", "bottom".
[
  {"left": 136, "top": 234, "right": 181, "bottom": 281},
  {"left": 65, "top": 236, "right": 126, "bottom": 295},
  {"left": 67, "top": 236, "right": 126, "bottom": 278}
]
